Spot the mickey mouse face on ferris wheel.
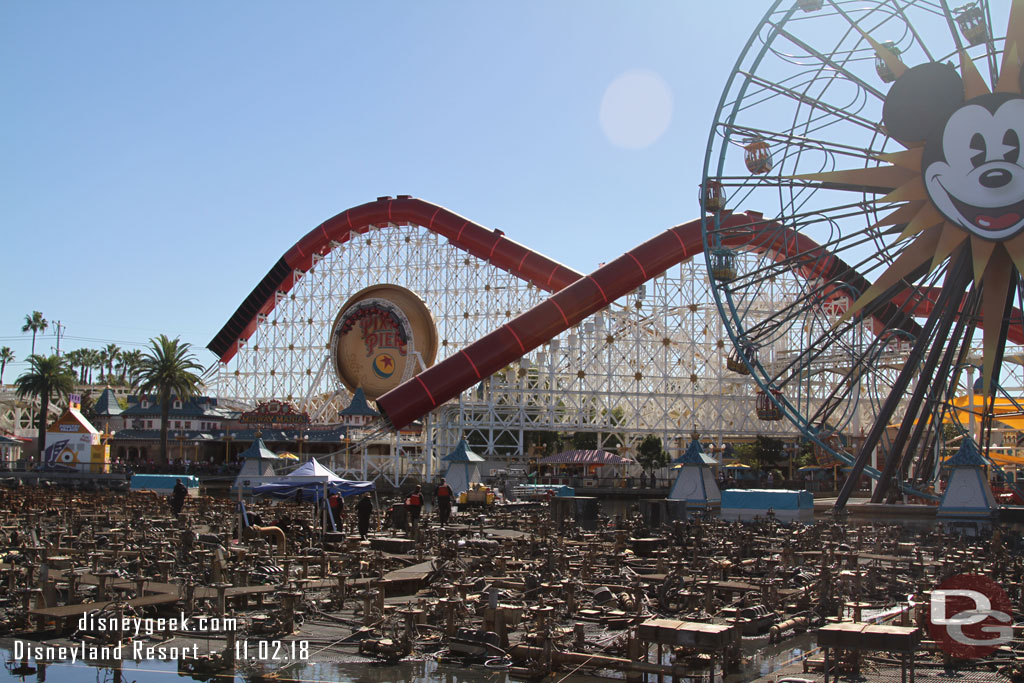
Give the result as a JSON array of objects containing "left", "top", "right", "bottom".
[{"left": 882, "top": 62, "right": 1024, "bottom": 241}]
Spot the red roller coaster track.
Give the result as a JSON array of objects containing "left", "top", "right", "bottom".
[
  {"left": 209, "top": 196, "right": 582, "bottom": 363},
  {"left": 209, "top": 196, "right": 1023, "bottom": 431},
  {"left": 375, "top": 210, "right": 933, "bottom": 429}
]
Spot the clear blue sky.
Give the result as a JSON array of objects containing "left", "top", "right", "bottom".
[{"left": 1, "top": 2, "right": 767, "bottom": 376}]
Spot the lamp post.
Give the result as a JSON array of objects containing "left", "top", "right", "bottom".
[
  {"left": 100, "top": 423, "right": 114, "bottom": 474},
  {"left": 788, "top": 442, "right": 794, "bottom": 482},
  {"left": 177, "top": 432, "right": 186, "bottom": 468},
  {"left": 224, "top": 432, "right": 233, "bottom": 465}
]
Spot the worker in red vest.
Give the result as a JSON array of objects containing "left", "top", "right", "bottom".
[
  {"left": 405, "top": 485, "right": 424, "bottom": 536},
  {"left": 435, "top": 478, "right": 454, "bottom": 526},
  {"left": 328, "top": 491, "right": 344, "bottom": 531}
]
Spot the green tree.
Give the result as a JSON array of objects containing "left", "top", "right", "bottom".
[
  {"left": 795, "top": 439, "right": 815, "bottom": 469},
  {"left": 572, "top": 430, "right": 598, "bottom": 450},
  {"left": 636, "top": 434, "right": 669, "bottom": 474},
  {"left": 14, "top": 354, "right": 76, "bottom": 455},
  {"left": 79, "top": 389, "right": 98, "bottom": 423},
  {"left": 572, "top": 406, "right": 624, "bottom": 451},
  {"left": 101, "top": 343, "right": 120, "bottom": 381},
  {"left": 22, "top": 311, "right": 48, "bottom": 355},
  {"left": 64, "top": 349, "right": 84, "bottom": 383},
  {"left": 742, "top": 435, "right": 785, "bottom": 472},
  {"left": 133, "top": 335, "right": 204, "bottom": 463},
  {"left": 753, "top": 436, "right": 782, "bottom": 473},
  {"left": 0, "top": 346, "right": 13, "bottom": 384},
  {"left": 84, "top": 348, "right": 103, "bottom": 384},
  {"left": 75, "top": 349, "right": 91, "bottom": 383},
  {"left": 117, "top": 349, "right": 143, "bottom": 384},
  {"left": 732, "top": 441, "right": 756, "bottom": 465}
]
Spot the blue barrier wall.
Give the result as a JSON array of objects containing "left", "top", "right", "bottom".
[
  {"left": 721, "top": 489, "right": 813, "bottom": 510},
  {"left": 130, "top": 474, "right": 200, "bottom": 493}
]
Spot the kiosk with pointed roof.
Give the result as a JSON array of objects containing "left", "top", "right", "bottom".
[
  {"left": 339, "top": 388, "right": 380, "bottom": 427},
  {"left": 43, "top": 394, "right": 109, "bottom": 472},
  {"left": 441, "top": 439, "right": 485, "bottom": 496},
  {"left": 938, "top": 437, "right": 997, "bottom": 518},
  {"left": 232, "top": 437, "right": 280, "bottom": 493},
  {"left": 667, "top": 434, "right": 720, "bottom": 507},
  {"left": 93, "top": 387, "right": 123, "bottom": 441},
  {"left": 93, "top": 388, "right": 123, "bottom": 420}
]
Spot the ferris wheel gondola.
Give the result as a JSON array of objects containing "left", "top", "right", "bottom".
[{"left": 701, "top": 0, "right": 1024, "bottom": 508}]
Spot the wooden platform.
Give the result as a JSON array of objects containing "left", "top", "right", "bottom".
[
  {"left": 194, "top": 584, "right": 277, "bottom": 600},
  {"left": 29, "top": 591, "right": 181, "bottom": 618},
  {"left": 637, "top": 618, "right": 738, "bottom": 649},
  {"left": 349, "top": 559, "right": 434, "bottom": 596},
  {"left": 369, "top": 536, "right": 417, "bottom": 554},
  {"left": 817, "top": 622, "right": 921, "bottom": 652}
]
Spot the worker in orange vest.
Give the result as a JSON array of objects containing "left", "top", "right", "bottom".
[
  {"left": 405, "top": 485, "right": 424, "bottom": 536},
  {"left": 435, "top": 478, "right": 454, "bottom": 526}
]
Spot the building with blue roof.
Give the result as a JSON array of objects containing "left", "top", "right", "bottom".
[{"left": 338, "top": 388, "right": 380, "bottom": 427}]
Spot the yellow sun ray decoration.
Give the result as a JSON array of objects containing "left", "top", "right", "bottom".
[{"left": 796, "top": 0, "right": 1024, "bottom": 400}]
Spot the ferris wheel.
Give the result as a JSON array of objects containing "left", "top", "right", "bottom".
[{"left": 700, "top": 0, "right": 1024, "bottom": 506}]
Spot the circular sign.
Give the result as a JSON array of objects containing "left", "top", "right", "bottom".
[
  {"left": 927, "top": 573, "right": 1013, "bottom": 659},
  {"left": 330, "top": 285, "right": 438, "bottom": 400}
]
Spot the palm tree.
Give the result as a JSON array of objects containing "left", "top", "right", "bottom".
[
  {"left": 85, "top": 348, "right": 103, "bottom": 384},
  {"left": 22, "top": 311, "right": 48, "bottom": 355},
  {"left": 73, "top": 349, "right": 88, "bottom": 383},
  {"left": 0, "top": 347, "right": 13, "bottom": 384},
  {"left": 77, "top": 349, "right": 92, "bottom": 383},
  {"left": 96, "top": 350, "right": 107, "bottom": 383},
  {"left": 118, "top": 349, "right": 143, "bottom": 384},
  {"left": 98, "top": 348, "right": 111, "bottom": 383},
  {"left": 133, "top": 335, "right": 204, "bottom": 463},
  {"left": 64, "top": 349, "right": 85, "bottom": 383},
  {"left": 15, "top": 354, "right": 76, "bottom": 455},
  {"left": 102, "top": 343, "right": 120, "bottom": 381}
]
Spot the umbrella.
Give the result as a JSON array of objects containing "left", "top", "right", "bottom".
[{"left": 277, "top": 452, "right": 299, "bottom": 460}]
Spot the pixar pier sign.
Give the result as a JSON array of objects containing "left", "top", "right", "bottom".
[{"left": 330, "top": 284, "right": 438, "bottom": 401}]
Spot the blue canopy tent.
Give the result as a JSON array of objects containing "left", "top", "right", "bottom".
[{"left": 252, "top": 459, "right": 375, "bottom": 501}]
